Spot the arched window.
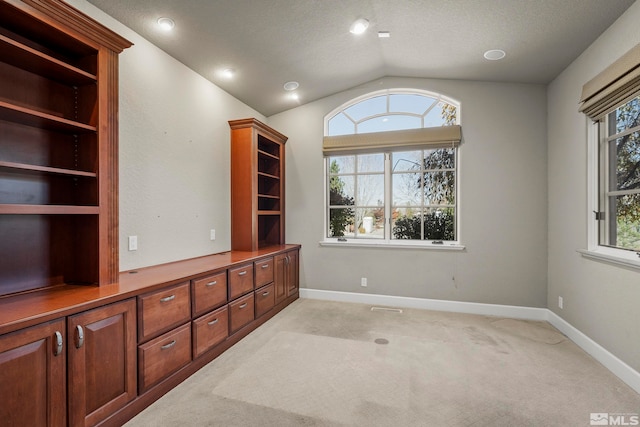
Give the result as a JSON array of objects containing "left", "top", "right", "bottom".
[{"left": 323, "top": 89, "right": 462, "bottom": 246}]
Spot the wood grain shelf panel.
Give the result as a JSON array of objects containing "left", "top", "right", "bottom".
[
  {"left": 0, "top": 101, "right": 96, "bottom": 133},
  {"left": 257, "top": 171, "right": 279, "bottom": 180},
  {"left": 0, "top": 161, "right": 96, "bottom": 177},
  {"left": 0, "top": 34, "right": 97, "bottom": 85},
  {"left": 0, "top": 204, "right": 99, "bottom": 214}
]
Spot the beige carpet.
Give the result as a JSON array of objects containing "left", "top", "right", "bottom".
[{"left": 125, "top": 299, "right": 640, "bottom": 426}]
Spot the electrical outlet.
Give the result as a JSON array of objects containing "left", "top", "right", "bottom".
[
  {"left": 558, "top": 296, "right": 563, "bottom": 309},
  {"left": 361, "top": 277, "right": 367, "bottom": 287},
  {"left": 210, "top": 229, "right": 216, "bottom": 241},
  {"left": 128, "top": 235, "right": 138, "bottom": 251}
]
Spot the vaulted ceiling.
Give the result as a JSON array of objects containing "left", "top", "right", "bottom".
[{"left": 86, "top": 0, "right": 636, "bottom": 116}]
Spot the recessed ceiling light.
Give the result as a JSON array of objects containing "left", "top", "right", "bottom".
[
  {"left": 484, "top": 49, "right": 506, "bottom": 60},
  {"left": 350, "top": 18, "right": 369, "bottom": 35},
  {"left": 221, "top": 68, "right": 235, "bottom": 78},
  {"left": 157, "top": 17, "right": 175, "bottom": 31},
  {"left": 283, "top": 81, "right": 299, "bottom": 91},
  {"left": 378, "top": 31, "right": 391, "bottom": 38}
]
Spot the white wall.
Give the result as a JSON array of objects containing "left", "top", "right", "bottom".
[
  {"left": 547, "top": 1, "right": 640, "bottom": 372},
  {"left": 68, "top": 0, "right": 264, "bottom": 271},
  {"left": 270, "top": 77, "right": 548, "bottom": 308}
]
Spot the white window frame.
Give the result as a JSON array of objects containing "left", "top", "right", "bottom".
[
  {"left": 321, "top": 89, "right": 464, "bottom": 250},
  {"left": 583, "top": 119, "right": 640, "bottom": 270}
]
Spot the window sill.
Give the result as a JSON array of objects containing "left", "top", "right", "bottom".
[
  {"left": 319, "top": 240, "right": 465, "bottom": 251},
  {"left": 577, "top": 249, "right": 640, "bottom": 271}
]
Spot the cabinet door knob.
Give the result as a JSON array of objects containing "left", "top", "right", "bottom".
[
  {"left": 160, "top": 294, "right": 176, "bottom": 303},
  {"left": 239, "top": 303, "right": 248, "bottom": 309},
  {"left": 161, "top": 340, "right": 176, "bottom": 350},
  {"left": 75, "top": 325, "right": 84, "bottom": 349},
  {"left": 54, "top": 331, "right": 63, "bottom": 356},
  {"left": 261, "top": 264, "right": 269, "bottom": 269},
  {"left": 262, "top": 291, "right": 270, "bottom": 296},
  {"left": 207, "top": 318, "right": 219, "bottom": 326},
  {"left": 238, "top": 271, "right": 247, "bottom": 276},
  {"left": 206, "top": 281, "right": 217, "bottom": 287}
]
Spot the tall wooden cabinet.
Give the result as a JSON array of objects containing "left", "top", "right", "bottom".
[
  {"left": 0, "top": 0, "right": 131, "bottom": 296},
  {"left": 229, "top": 118, "right": 288, "bottom": 251}
]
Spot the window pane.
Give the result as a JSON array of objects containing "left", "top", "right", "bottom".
[
  {"left": 424, "top": 102, "right": 457, "bottom": 127},
  {"left": 328, "top": 112, "right": 355, "bottom": 136},
  {"left": 389, "top": 94, "right": 437, "bottom": 115},
  {"left": 357, "top": 153, "right": 384, "bottom": 172},
  {"left": 392, "top": 172, "right": 421, "bottom": 206},
  {"left": 328, "top": 156, "right": 355, "bottom": 174},
  {"left": 344, "top": 96, "right": 387, "bottom": 121},
  {"left": 358, "top": 115, "right": 421, "bottom": 134},
  {"left": 424, "top": 148, "right": 455, "bottom": 170},
  {"left": 424, "top": 171, "right": 455, "bottom": 205},
  {"left": 615, "top": 131, "right": 640, "bottom": 191},
  {"left": 613, "top": 96, "right": 640, "bottom": 134},
  {"left": 423, "top": 208, "right": 455, "bottom": 240},
  {"left": 391, "top": 150, "right": 422, "bottom": 172},
  {"left": 329, "top": 175, "right": 354, "bottom": 206},
  {"left": 612, "top": 194, "right": 640, "bottom": 250},
  {"left": 329, "top": 208, "right": 354, "bottom": 238},
  {"left": 392, "top": 208, "right": 422, "bottom": 240},
  {"left": 355, "top": 208, "right": 384, "bottom": 239},
  {"left": 356, "top": 174, "right": 384, "bottom": 206}
]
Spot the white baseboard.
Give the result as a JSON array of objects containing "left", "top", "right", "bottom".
[
  {"left": 547, "top": 310, "right": 640, "bottom": 394},
  {"left": 299, "top": 288, "right": 640, "bottom": 395},
  {"left": 299, "top": 288, "right": 548, "bottom": 321}
]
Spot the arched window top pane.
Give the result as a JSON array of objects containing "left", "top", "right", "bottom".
[
  {"left": 328, "top": 112, "right": 355, "bottom": 136},
  {"left": 389, "top": 94, "right": 437, "bottom": 115},
  {"left": 325, "top": 89, "right": 460, "bottom": 137},
  {"left": 359, "top": 115, "right": 421, "bottom": 134},
  {"left": 344, "top": 96, "right": 387, "bottom": 121}
]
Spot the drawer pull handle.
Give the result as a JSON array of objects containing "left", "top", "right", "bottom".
[
  {"left": 54, "top": 331, "right": 63, "bottom": 356},
  {"left": 208, "top": 318, "right": 219, "bottom": 326},
  {"left": 75, "top": 325, "right": 84, "bottom": 349},
  {"left": 160, "top": 295, "right": 176, "bottom": 303},
  {"left": 261, "top": 264, "right": 269, "bottom": 269},
  {"left": 206, "top": 281, "right": 218, "bottom": 287},
  {"left": 262, "top": 291, "right": 270, "bottom": 296},
  {"left": 161, "top": 340, "right": 177, "bottom": 350},
  {"left": 238, "top": 271, "right": 247, "bottom": 276},
  {"left": 239, "top": 303, "right": 248, "bottom": 309}
]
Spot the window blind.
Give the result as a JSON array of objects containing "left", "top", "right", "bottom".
[
  {"left": 579, "top": 43, "right": 640, "bottom": 120},
  {"left": 322, "top": 125, "right": 461, "bottom": 155}
]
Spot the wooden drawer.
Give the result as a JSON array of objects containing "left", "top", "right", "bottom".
[
  {"left": 192, "top": 305, "right": 229, "bottom": 358},
  {"left": 228, "top": 264, "right": 254, "bottom": 300},
  {"left": 254, "top": 283, "right": 275, "bottom": 318},
  {"left": 228, "top": 293, "right": 255, "bottom": 334},
  {"left": 138, "top": 323, "right": 191, "bottom": 393},
  {"left": 254, "top": 257, "right": 274, "bottom": 288},
  {"left": 192, "top": 271, "right": 227, "bottom": 317},
  {"left": 138, "top": 282, "right": 191, "bottom": 342}
]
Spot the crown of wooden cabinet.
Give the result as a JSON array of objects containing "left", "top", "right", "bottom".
[
  {"left": 0, "top": 0, "right": 131, "bottom": 296},
  {"left": 229, "top": 118, "right": 288, "bottom": 251}
]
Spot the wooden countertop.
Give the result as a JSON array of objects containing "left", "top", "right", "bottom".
[{"left": 0, "top": 244, "right": 301, "bottom": 336}]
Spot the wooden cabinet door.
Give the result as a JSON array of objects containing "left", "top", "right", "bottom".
[
  {"left": 286, "top": 250, "right": 299, "bottom": 297},
  {"left": 0, "top": 319, "right": 66, "bottom": 427},
  {"left": 67, "top": 299, "right": 137, "bottom": 427},
  {"left": 274, "top": 253, "right": 287, "bottom": 304}
]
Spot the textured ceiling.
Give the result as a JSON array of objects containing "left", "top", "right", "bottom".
[{"left": 86, "top": 0, "right": 636, "bottom": 116}]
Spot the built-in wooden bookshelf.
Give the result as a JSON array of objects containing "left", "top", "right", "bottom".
[
  {"left": 229, "top": 118, "right": 288, "bottom": 251},
  {"left": 0, "top": 0, "right": 131, "bottom": 296}
]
